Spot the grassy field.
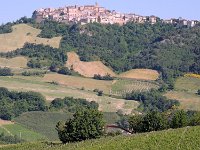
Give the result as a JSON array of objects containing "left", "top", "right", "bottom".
[
  {"left": 14, "top": 111, "right": 120, "bottom": 141},
  {"left": 118, "top": 69, "right": 159, "bottom": 81},
  {"left": 0, "top": 57, "right": 28, "bottom": 69},
  {"left": 165, "top": 76, "right": 200, "bottom": 111},
  {"left": 111, "top": 79, "right": 160, "bottom": 96},
  {"left": 0, "top": 75, "right": 139, "bottom": 113},
  {"left": 2, "top": 126, "right": 200, "bottom": 150},
  {"left": 0, "top": 24, "right": 61, "bottom": 52},
  {"left": 0, "top": 124, "right": 45, "bottom": 142},
  {"left": 66, "top": 52, "right": 116, "bottom": 77}
]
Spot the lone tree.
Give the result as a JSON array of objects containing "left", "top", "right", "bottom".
[{"left": 56, "top": 109, "right": 105, "bottom": 143}]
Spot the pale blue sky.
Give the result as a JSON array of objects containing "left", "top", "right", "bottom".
[{"left": 0, "top": 0, "right": 199, "bottom": 24}]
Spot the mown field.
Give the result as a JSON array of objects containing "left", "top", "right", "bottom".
[
  {"left": 0, "top": 57, "right": 28, "bottom": 69},
  {"left": 118, "top": 69, "right": 159, "bottom": 81},
  {"left": 165, "top": 76, "right": 200, "bottom": 111},
  {"left": 2, "top": 126, "right": 200, "bottom": 150},
  {"left": 0, "top": 24, "right": 61, "bottom": 52},
  {"left": 0, "top": 124, "right": 45, "bottom": 142},
  {"left": 0, "top": 75, "right": 139, "bottom": 113}
]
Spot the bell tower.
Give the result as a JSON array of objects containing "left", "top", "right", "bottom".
[{"left": 95, "top": 2, "right": 99, "bottom": 7}]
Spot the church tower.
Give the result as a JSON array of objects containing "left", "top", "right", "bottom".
[{"left": 95, "top": 2, "right": 99, "bottom": 7}]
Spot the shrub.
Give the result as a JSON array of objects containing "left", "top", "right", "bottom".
[
  {"left": 57, "top": 67, "right": 72, "bottom": 75},
  {"left": 0, "top": 67, "right": 13, "bottom": 76},
  {"left": 97, "top": 90, "right": 103, "bottom": 96},
  {"left": 197, "top": 89, "right": 200, "bottom": 95}
]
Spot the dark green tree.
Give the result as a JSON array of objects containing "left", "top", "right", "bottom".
[
  {"left": 56, "top": 109, "right": 105, "bottom": 143},
  {"left": 141, "top": 111, "right": 167, "bottom": 132},
  {"left": 170, "top": 110, "right": 188, "bottom": 129}
]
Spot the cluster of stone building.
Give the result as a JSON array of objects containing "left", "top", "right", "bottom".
[{"left": 32, "top": 3, "right": 198, "bottom": 27}]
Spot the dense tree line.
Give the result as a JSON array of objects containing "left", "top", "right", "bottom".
[
  {"left": 50, "top": 97, "right": 99, "bottom": 113},
  {"left": 0, "top": 87, "right": 46, "bottom": 120},
  {"left": 93, "top": 74, "right": 114, "bottom": 80},
  {"left": 125, "top": 90, "right": 180, "bottom": 112},
  {"left": 0, "top": 43, "right": 67, "bottom": 69},
  {"left": 127, "top": 110, "right": 200, "bottom": 134}
]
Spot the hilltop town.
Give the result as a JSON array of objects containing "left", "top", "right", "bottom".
[{"left": 32, "top": 3, "right": 199, "bottom": 27}]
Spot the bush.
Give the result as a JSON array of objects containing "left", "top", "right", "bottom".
[
  {"left": 93, "top": 74, "right": 114, "bottom": 80},
  {"left": 197, "top": 89, "right": 200, "bottom": 95},
  {"left": 56, "top": 109, "right": 105, "bottom": 143},
  {"left": 97, "top": 90, "right": 103, "bottom": 96},
  {"left": 57, "top": 67, "right": 72, "bottom": 75},
  {"left": 22, "top": 71, "right": 46, "bottom": 76},
  {"left": 0, "top": 67, "right": 13, "bottom": 76}
]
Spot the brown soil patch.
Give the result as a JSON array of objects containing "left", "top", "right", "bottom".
[
  {"left": 66, "top": 52, "right": 116, "bottom": 77},
  {"left": 0, "top": 119, "right": 14, "bottom": 125},
  {"left": 119, "top": 69, "right": 159, "bottom": 81}
]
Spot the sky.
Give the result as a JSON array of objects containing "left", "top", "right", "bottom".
[{"left": 0, "top": 0, "right": 199, "bottom": 24}]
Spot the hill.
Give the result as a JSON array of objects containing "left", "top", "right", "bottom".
[
  {"left": 0, "top": 24, "right": 61, "bottom": 52},
  {"left": 2, "top": 126, "right": 200, "bottom": 150}
]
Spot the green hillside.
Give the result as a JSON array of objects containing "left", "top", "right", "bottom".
[{"left": 1, "top": 126, "right": 200, "bottom": 150}]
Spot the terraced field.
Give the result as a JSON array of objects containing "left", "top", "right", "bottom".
[
  {"left": 0, "top": 24, "right": 61, "bottom": 52},
  {"left": 2, "top": 126, "right": 200, "bottom": 150}
]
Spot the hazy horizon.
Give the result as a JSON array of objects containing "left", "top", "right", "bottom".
[{"left": 0, "top": 0, "right": 199, "bottom": 24}]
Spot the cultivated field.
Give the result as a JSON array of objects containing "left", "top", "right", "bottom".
[
  {"left": 165, "top": 76, "right": 200, "bottom": 111},
  {"left": 2, "top": 126, "right": 200, "bottom": 150},
  {"left": 0, "top": 124, "right": 45, "bottom": 141},
  {"left": 43, "top": 73, "right": 112, "bottom": 93},
  {"left": 66, "top": 52, "right": 116, "bottom": 77},
  {"left": 0, "top": 75, "right": 139, "bottom": 113},
  {"left": 0, "top": 57, "right": 27, "bottom": 69},
  {"left": 119, "top": 69, "right": 159, "bottom": 80},
  {"left": 111, "top": 79, "right": 160, "bottom": 96},
  {"left": 0, "top": 24, "right": 61, "bottom": 52}
]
